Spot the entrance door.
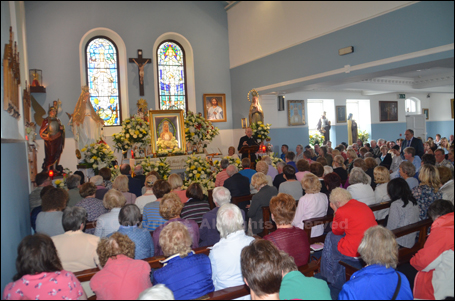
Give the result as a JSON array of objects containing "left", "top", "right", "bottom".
[{"left": 406, "top": 114, "right": 426, "bottom": 141}]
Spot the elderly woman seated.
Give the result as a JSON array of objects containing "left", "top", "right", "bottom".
[
  {"left": 153, "top": 221, "right": 214, "bottom": 299},
  {"left": 209, "top": 203, "right": 254, "bottom": 291},
  {"left": 181, "top": 183, "right": 210, "bottom": 224},
  {"left": 346, "top": 167, "right": 376, "bottom": 206},
  {"left": 279, "top": 165, "right": 303, "bottom": 201},
  {"left": 2, "top": 234, "right": 86, "bottom": 300},
  {"left": 338, "top": 226, "right": 413, "bottom": 300},
  {"left": 293, "top": 173, "right": 328, "bottom": 237},
  {"left": 36, "top": 187, "right": 68, "bottom": 237},
  {"left": 75, "top": 182, "right": 108, "bottom": 226},
  {"left": 90, "top": 232, "right": 152, "bottom": 300},
  {"left": 109, "top": 204, "right": 154, "bottom": 259},
  {"left": 113, "top": 175, "right": 136, "bottom": 205},
  {"left": 373, "top": 166, "right": 391, "bottom": 220},
  {"left": 438, "top": 166, "right": 454, "bottom": 204},
  {"left": 295, "top": 159, "right": 311, "bottom": 182},
  {"left": 264, "top": 193, "right": 310, "bottom": 266},
  {"left": 320, "top": 188, "right": 377, "bottom": 290},
  {"left": 399, "top": 161, "right": 419, "bottom": 190},
  {"left": 94, "top": 189, "right": 126, "bottom": 237},
  {"left": 168, "top": 173, "right": 188, "bottom": 203},
  {"left": 135, "top": 175, "right": 158, "bottom": 214},
  {"left": 66, "top": 174, "right": 83, "bottom": 207},
  {"left": 248, "top": 172, "right": 278, "bottom": 235},
  {"left": 250, "top": 161, "right": 273, "bottom": 194},
  {"left": 153, "top": 193, "right": 199, "bottom": 256},
  {"left": 142, "top": 180, "right": 171, "bottom": 231},
  {"left": 412, "top": 164, "right": 443, "bottom": 220}
]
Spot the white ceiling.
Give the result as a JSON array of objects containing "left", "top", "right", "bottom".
[{"left": 271, "top": 58, "right": 454, "bottom": 96}]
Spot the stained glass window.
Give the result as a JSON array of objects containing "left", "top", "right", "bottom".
[
  {"left": 85, "top": 37, "right": 121, "bottom": 126},
  {"left": 157, "top": 40, "right": 187, "bottom": 112}
]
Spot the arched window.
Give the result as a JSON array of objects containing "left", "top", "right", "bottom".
[
  {"left": 405, "top": 97, "right": 421, "bottom": 115},
  {"left": 156, "top": 40, "right": 187, "bottom": 112},
  {"left": 85, "top": 36, "right": 121, "bottom": 126}
]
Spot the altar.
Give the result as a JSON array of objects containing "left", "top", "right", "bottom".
[{"left": 129, "top": 153, "right": 207, "bottom": 171}]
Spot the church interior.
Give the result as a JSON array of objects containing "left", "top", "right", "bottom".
[{"left": 1, "top": 1, "right": 454, "bottom": 298}]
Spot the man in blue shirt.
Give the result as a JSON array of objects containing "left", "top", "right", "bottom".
[
  {"left": 285, "top": 152, "right": 297, "bottom": 170},
  {"left": 280, "top": 144, "right": 289, "bottom": 160},
  {"left": 239, "top": 158, "right": 257, "bottom": 183}
]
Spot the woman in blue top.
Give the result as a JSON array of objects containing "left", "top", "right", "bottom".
[
  {"left": 109, "top": 204, "right": 154, "bottom": 259},
  {"left": 339, "top": 226, "right": 413, "bottom": 300}
]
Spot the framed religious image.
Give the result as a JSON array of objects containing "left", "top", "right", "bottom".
[
  {"left": 287, "top": 100, "right": 306, "bottom": 126},
  {"left": 336, "top": 106, "right": 347, "bottom": 123},
  {"left": 203, "top": 94, "right": 226, "bottom": 122},
  {"left": 422, "top": 108, "right": 429, "bottom": 120},
  {"left": 379, "top": 101, "right": 398, "bottom": 122},
  {"left": 149, "top": 110, "right": 186, "bottom": 153}
]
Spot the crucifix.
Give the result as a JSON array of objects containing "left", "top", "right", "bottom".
[{"left": 129, "top": 49, "right": 151, "bottom": 96}]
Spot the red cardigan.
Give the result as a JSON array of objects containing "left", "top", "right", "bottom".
[{"left": 332, "top": 199, "right": 377, "bottom": 257}]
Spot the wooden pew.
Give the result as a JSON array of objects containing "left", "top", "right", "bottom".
[
  {"left": 231, "top": 194, "right": 253, "bottom": 206},
  {"left": 207, "top": 189, "right": 215, "bottom": 210},
  {"left": 85, "top": 221, "right": 96, "bottom": 230},
  {"left": 339, "top": 218, "right": 433, "bottom": 280},
  {"left": 74, "top": 245, "right": 212, "bottom": 283}
]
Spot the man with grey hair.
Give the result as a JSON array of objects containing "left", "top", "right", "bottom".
[
  {"left": 402, "top": 129, "right": 424, "bottom": 158},
  {"left": 215, "top": 159, "right": 230, "bottom": 187},
  {"left": 273, "top": 161, "right": 287, "bottom": 189},
  {"left": 67, "top": 174, "right": 83, "bottom": 207},
  {"left": 223, "top": 165, "right": 250, "bottom": 197},
  {"left": 262, "top": 155, "right": 278, "bottom": 180},
  {"left": 295, "top": 144, "right": 304, "bottom": 162},
  {"left": 199, "top": 187, "right": 246, "bottom": 247},
  {"left": 209, "top": 203, "right": 254, "bottom": 291},
  {"left": 51, "top": 206, "right": 100, "bottom": 272},
  {"left": 370, "top": 140, "right": 380, "bottom": 158}
]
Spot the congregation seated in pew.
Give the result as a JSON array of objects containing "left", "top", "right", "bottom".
[
  {"left": 180, "top": 182, "right": 210, "bottom": 224},
  {"left": 36, "top": 187, "right": 68, "bottom": 237},
  {"left": 75, "top": 182, "right": 107, "bottom": 235},
  {"left": 248, "top": 172, "right": 277, "bottom": 235},
  {"left": 135, "top": 175, "right": 158, "bottom": 214},
  {"left": 142, "top": 180, "right": 171, "bottom": 231},
  {"left": 94, "top": 189, "right": 125, "bottom": 237}
]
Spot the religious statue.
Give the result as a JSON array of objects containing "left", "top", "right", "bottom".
[
  {"left": 26, "top": 122, "right": 38, "bottom": 151},
  {"left": 71, "top": 86, "right": 104, "bottom": 152},
  {"left": 39, "top": 106, "right": 65, "bottom": 172},
  {"left": 157, "top": 120, "right": 178, "bottom": 150},
  {"left": 51, "top": 99, "right": 63, "bottom": 116},
  {"left": 207, "top": 98, "right": 223, "bottom": 120},
  {"left": 136, "top": 98, "right": 149, "bottom": 122},
  {"left": 347, "top": 113, "right": 358, "bottom": 145},
  {"left": 133, "top": 58, "right": 150, "bottom": 86},
  {"left": 317, "top": 111, "right": 331, "bottom": 144},
  {"left": 248, "top": 90, "right": 264, "bottom": 125}
]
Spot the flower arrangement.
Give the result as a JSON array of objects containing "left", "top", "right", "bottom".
[
  {"left": 54, "top": 179, "right": 65, "bottom": 188},
  {"left": 113, "top": 117, "right": 150, "bottom": 152},
  {"left": 184, "top": 111, "right": 220, "bottom": 146},
  {"left": 309, "top": 132, "right": 324, "bottom": 147},
  {"left": 213, "top": 156, "right": 242, "bottom": 177},
  {"left": 110, "top": 165, "right": 120, "bottom": 182},
  {"left": 184, "top": 155, "right": 214, "bottom": 195},
  {"left": 80, "top": 140, "right": 116, "bottom": 174},
  {"left": 250, "top": 121, "right": 271, "bottom": 142},
  {"left": 358, "top": 129, "right": 370, "bottom": 143},
  {"left": 140, "top": 157, "right": 171, "bottom": 180},
  {"left": 182, "top": 179, "right": 215, "bottom": 197},
  {"left": 269, "top": 154, "right": 284, "bottom": 168}
]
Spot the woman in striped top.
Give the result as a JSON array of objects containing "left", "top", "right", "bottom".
[{"left": 180, "top": 183, "right": 210, "bottom": 224}]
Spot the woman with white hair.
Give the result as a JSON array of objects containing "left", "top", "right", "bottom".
[
  {"left": 320, "top": 188, "right": 377, "bottom": 290},
  {"left": 347, "top": 167, "right": 376, "bottom": 206},
  {"left": 339, "top": 226, "right": 413, "bottom": 300},
  {"left": 248, "top": 172, "right": 278, "bottom": 235},
  {"left": 209, "top": 203, "right": 255, "bottom": 292},
  {"left": 138, "top": 284, "right": 174, "bottom": 300}
]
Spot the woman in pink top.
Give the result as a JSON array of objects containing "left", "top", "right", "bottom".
[
  {"left": 168, "top": 174, "right": 188, "bottom": 203},
  {"left": 113, "top": 175, "right": 136, "bottom": 205},
  {"left": 3, "top": 234, "right": 86, "bottom": 300},
  {"left": 295, "top": 159, "right": 311, "bottom": 182},
  {"left": 90, "top": 232, "right": 152, "bottom": 300}
]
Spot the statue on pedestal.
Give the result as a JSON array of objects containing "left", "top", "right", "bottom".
[
  {"left": 347, "top": 113, "right": 358, "bottom": 145},
  {"left": 71, "top": 86, "right": 104, "bottom": 152},
  {"left": 39, "top": 106, "right": 65, "bottom": 172},
  {"left": 248, "top": 89, "right": 264, "bottom": 126},
  {"left": 317, "top": 111, "right": 331, "bottom": 145}
]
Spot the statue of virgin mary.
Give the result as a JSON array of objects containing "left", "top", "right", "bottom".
[{"left": 71, "top": 86, "right": 105, "bottom": 151}]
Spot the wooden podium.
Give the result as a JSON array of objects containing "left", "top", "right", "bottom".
[{"left": 239, "top": 145, "right": 259, "bottom": 168}]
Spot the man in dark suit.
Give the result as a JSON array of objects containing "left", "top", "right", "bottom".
[
  {"left": 119, "top": 164, "right": 143, "bottom": 197},
  {"left": 401, "top": 129, "right": 424, "bottom": 158},
  {"left": 223, "top": 165, "right": 250, "bottom": 197},
  {"left": 238, "top": 127, "right": 259, "bottom": 162}
]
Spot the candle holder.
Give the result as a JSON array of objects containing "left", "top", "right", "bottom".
[{"left": 29, "top": 69, "right": 46, "bottom": 93}]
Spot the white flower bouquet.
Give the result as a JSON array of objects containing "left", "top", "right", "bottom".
[
  {"left": 80, "top": 140, "right": 116, "bottom": 174},
  {"left": 184, "top": 111, "right": 220, "bottom": 145},
  {"left": 183, "top": 155, "right": 214, "bottom": 195},
  {"left": 250, "top": 121, "right": 271, "bottom": 142},
  {"left": 140, "top": 157, "right": 171, "bottom": 180},
  {"left": 213, "top": 156, "right": 243, "bottom": 177}
]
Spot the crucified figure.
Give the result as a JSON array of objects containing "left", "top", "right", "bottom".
[{"left": 132, "top": 58, "right": 150, "bottom": 85}]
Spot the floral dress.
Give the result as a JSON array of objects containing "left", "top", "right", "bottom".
[{"left": 412, "top": 185, "right": 443, "bottom": 220}]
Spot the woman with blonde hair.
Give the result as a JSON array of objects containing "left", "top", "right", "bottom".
[
  {"left": 168, "top": 173, "right": 188, "bottom": 203},
  {"left": 439, "top": 137, "right": 449, "bottom": 154},
  {"left": 412, "top": 165, "right": 443, "bottom": 220},
  {"left": 346, "top": 149, "right": 358, "bottom": 173},
  {"left": 373, "top": 166, "right": 391, "bottom": 220},
  {"left": 135, "top": 175, "right": 157, "bottom": 213},
  {"left": 248, "top": 172, "right": 278, "bottom": 235},
  {"left": 338, "top": 226, "right": 412, "bottom": 300},
  {"left": 153, "top": 222, "right": 214, "bottom": 299},
  {"left": 90, "top": 232, "right": 152, "bottom": 300},
  {"left": 94, "top": 189, "right": 126, "bottom": 237},
  {"left": 379, "top": 145, "right": 392, "bottom": 169},
  {"left": 113, "top": 175, "right": 136, "bottom": 205},
  {"left": 293, "top": 173, "right": 328, "bottom": 237},
  {"left": 333, "top": 155, "right": 348, "bottom": 183}
]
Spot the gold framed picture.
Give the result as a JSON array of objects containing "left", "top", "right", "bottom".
[
  {"left": 422, "top": 108, "right": 429, "bottom": 120},
  {"left": 287, "top": 100, "right": 305, "bottom": 126},
  {"left": 203, "top": 94, "right": 226, "bottom": 122},
  {"left": 336, "top": 106, "right": 347, "bottom": 123},
  {"left": 148, "top": 110, "right": 186, "bottom": 153}
]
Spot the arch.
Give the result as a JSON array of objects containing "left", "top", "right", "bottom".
[
  {"left": 405, "top": 97, "right": 421, "bottom": 115},
  {"left": 152, "top": 32, "right": 196, "bottom": 113},
  {"left": 79, "top": 28, "right": 129, "bottom": 132}
]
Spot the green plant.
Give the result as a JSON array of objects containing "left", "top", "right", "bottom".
[{"left": 358, "top": 129, "right": 370, "bottom": 143}]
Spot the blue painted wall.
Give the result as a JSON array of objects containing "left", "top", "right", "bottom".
[
  {"left": 1, "top": 142, "right": 32, "bottom": 291},
  {"left": 269, "top": 127, "right": 309, "bottom": 155},
  {"left": 25, "top": 1, "right": 233, "bottom": 134},
  {"left": 230, "top": 1, "right": 454, "bottom": 129},
  {"left": 371, "top": 122, "right": 407, "bottom": 142},
  {"left": 427, "top": 120, "right": 455, "bottom": 139}
]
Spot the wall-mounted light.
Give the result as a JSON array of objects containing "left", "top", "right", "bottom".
[{"left": 338, "top": 46, "right": 354, "bottom": 56}]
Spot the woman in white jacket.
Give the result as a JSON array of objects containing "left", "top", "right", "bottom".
[{"left": 347, "top": 167, "right": 376, "bottom": 206}]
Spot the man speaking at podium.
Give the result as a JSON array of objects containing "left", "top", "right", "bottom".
[{"left": 238, "top": 127, "right": 258, "bottom": 162}]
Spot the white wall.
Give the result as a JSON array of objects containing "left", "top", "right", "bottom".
[
  {"left": 425, "top": 93, "right": 454, "bottom": 122},
  {"left": 227, "top": 1, "right": 414, "bottom": 68}
]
